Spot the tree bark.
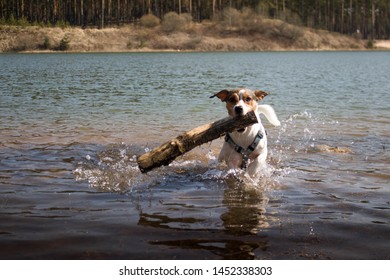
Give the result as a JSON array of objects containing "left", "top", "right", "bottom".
[
  {"left": 101, "top": 0, "right": 105, "bottom": 28},
  {"left": 371, "top": 0, "right": 375, "bottom": 40},
  {"left": 137, "top": 111, "right": 258, "bottom": 173}
]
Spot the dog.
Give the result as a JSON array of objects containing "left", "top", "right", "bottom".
[{"left": 210, "top": 88, "right": 280, "bottom": 177}]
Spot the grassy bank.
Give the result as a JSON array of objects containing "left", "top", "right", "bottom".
[{"left": 0, "top": 12, "right": 371, "bottom": 53}]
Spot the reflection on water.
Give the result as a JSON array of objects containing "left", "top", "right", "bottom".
[
  {"left": 222, "top": 179, "right": 269, "bottom": 235},
  {"left": 150, "top": 238, "right": 268, "bottom": 260},
  {"left": 135, "top": 175, "right": 272, "bottom": 259}
]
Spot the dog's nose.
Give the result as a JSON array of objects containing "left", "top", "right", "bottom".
[{"left": 234, "top": 106, "right": 244, "bottom": 115}]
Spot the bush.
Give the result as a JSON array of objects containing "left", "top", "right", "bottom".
[
  {"left": 7, "top": 15, "right": 17, "bottom": 25},
  {"left": 10, "top": 33, "right": 36, "bottom": 52},
  {"left": 222, "top": 7, "right": 246, "bottom": 27},
  {"left": 42, "top": 37, "right": 51, "bottom": 49},
  {"left": 366, "top": 39, "right": 375, "bottom": 49},
  {"left": 58, "top": 35, "right": 70, "bottom": 51},
  {"left": 273, "top": 21, "right": 303, "bottom": 40},
  {"left": 161, "top": 12, "right": 192, "bottom": 33},
  {"left": 182, "top": 35, "right": 202, "bottom": 50},
  {"left": 213, "top": 7, "right": 266, "bottom": 35},
  {"left": 18, "top": 17, "right": 30, "bottom": 27},
  {"left": 127, "top": 31, "right": 152, "bottom": 49},
  {"left": 140, "top": 14, "right": 160, "bottom": 28}
]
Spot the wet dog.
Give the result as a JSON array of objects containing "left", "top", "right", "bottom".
[{"left": 210, "top": 89, "right": 280, "bottom": 177}]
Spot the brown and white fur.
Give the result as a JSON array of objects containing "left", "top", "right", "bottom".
[{"left": 210, "top": 88, "right": 280, "bottom": 177}]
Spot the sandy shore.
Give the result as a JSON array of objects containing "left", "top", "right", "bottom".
[{"left": 375, "top": 40, "right": 390, "bottom": 49}]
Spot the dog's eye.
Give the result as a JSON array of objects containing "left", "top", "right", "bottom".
[
  {"left": 245, "top": 97, "right": 252, "bottom": 103},
  {"left": 229, "top": 97, "right": 238, "bottom": 103}
]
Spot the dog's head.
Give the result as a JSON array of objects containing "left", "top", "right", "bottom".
[{"left": 210, "top": 88, "right": 268, "bottom": 117}]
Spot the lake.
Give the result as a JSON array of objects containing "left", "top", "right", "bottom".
[{"left": 0, "top": 51, "right": 389, "bottom": 259}]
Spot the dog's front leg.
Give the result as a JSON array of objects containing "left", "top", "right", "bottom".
[{"left": 219, "top": 143, "right": 242, "bottom": 170}]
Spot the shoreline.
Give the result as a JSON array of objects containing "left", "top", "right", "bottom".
[
  {"left": 17, "top": 44, "right": 389, "bottom": 54},
  {"left": 1, "top": 24, "right": 389, "bottom": 54},
  {"left": 18, "top": 46, "right": 390, "bottom": 54}
]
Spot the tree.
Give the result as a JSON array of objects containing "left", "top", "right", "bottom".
[{"left": 0, "top": 0, "right": 388, "bottom": 39}]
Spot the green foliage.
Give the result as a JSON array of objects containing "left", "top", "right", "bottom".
[
  {"left": 26, "top": 19, "right": 48, "bottom": 28},
  {"left": 0, "top": 15, "right": 29, "bottom": 26},
  {"left": 58, "top": 35, "right": 70, "bottom": 51},
  {"left": 55, "top": 20, "right": 70, "bottom": 29},
  {"left": 366, "top": 40, "right": 375, "bottom": 49},
  {"left": 7, "top": 15, "right": 17, "bottom": 25},
  {"left": 17, "top": 17, "right": 30, "bottom": 27},
  {"left": 42, "top": 37, "right": 51, "bottom": 50}
]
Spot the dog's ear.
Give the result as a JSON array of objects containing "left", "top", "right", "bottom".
[
  {"left": 254, "top": 90, "right": 268, "bottom": 100},
  {"left": 210, "top": 89, "right": 230, "bottom": 102}
]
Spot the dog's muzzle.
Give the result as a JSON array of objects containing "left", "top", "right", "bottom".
[{"left": 234, "top": 106, "right": 244, "bottom": 116}]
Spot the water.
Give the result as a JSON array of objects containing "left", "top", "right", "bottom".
[{"left": 0, "top": 52, "right": 389, "bottom": 259}]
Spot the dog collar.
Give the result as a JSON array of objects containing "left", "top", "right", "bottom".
[{"left": 224, "top": 130, "right": 263, "bottom": 169}]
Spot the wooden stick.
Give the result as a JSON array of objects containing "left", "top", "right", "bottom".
[{"left": 137, "top": 111, "right": 258, "bottom": 173}]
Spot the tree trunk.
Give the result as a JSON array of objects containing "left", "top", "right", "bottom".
[
  {"left": 107, "top": 0, "right": 111, "bottom": 26},
  {"left": 101, "top": 0, "right": 105, "bottom": 28},
  {"left": 137, "top": 111, "right": 258, "bottom": 173},
  {"left": 341, "top": 0, "right": 344, "bottom": 33},
  {"left": 80, "top": 0, "right": 84, "bottom": 26},
  {"left": 274, "top": 0, "right": 279, "bottom": 19},
  {"left": 371, "top": 0, "right": 375, "bottom": 40}
]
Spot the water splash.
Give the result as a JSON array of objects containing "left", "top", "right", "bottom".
[
  {"left": 73, "top": 143, "right": 153, "bottom": 193},
  {"left": 73, "top": 142, "right": 285, "bottom": 195},
  {"left": 73, "top": 110, "right": 337, "bottom": 194},
  {"left": 270, "top": 110, "right": 346, "bottom": 160}
]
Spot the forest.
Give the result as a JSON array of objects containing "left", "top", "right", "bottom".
[{"left": 0, "top": 0, "right": 389, "bottom": 40}]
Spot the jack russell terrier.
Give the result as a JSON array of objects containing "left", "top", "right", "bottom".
[{"left": 210, "top": 88, "right": 280, "bottom": 177}]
